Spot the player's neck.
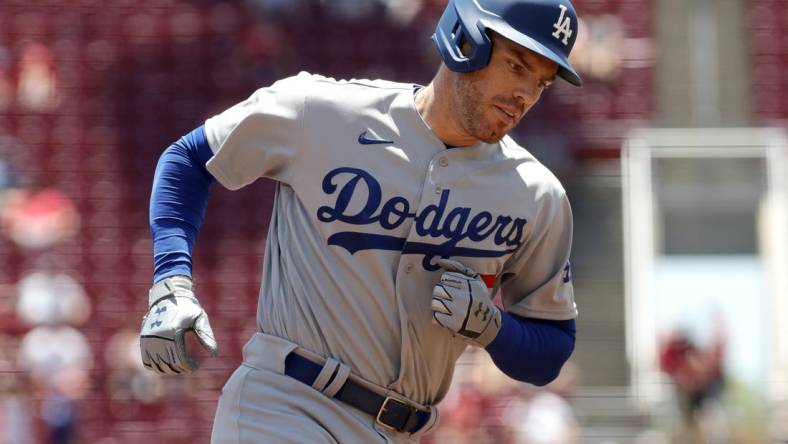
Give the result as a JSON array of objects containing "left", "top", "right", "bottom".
[{"left": 415, "top": 69, "right": 479, "bottom": 147}]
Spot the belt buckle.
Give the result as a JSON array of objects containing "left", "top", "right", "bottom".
[{"left": 376, "top": 396, "right": 408, "bottom": 432}]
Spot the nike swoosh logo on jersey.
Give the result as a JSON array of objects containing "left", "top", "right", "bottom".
[{"left": 358, "top": 130, "right": 393, "bottom": 145}]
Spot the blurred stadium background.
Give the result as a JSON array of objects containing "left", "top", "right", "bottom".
[{"left": 0, "top": 0, "right": 785, "bottom": 443}]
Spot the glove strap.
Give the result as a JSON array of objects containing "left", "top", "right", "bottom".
[
  {"left": 149, "top": 275, "right": 193, "bottom": 307},
  {"left": 475, "top": 307, "right": 503, "bottom": 348}
]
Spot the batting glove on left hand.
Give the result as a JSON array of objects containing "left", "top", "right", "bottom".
[
  {"left": 140, "top": 276, "right": 217, "bottom": 375},
  {"left": 431, "top": 259, "right": 502, "bottom": 348}
]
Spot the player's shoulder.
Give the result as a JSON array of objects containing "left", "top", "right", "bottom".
[
  {"left": 499, "top": 135, "right": 567, "bottom": 200},
  {"left": 270, "top": 71, "right": 411, "bottom": 96},
  {"left": 274, "top": 71, "right": 412, "bottom": 109},
  {"left": 288, "top": 71, "right": 411, "bottom": 90}
]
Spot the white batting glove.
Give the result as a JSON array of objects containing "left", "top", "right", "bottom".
[
  {"left": 431, "top": 259, "right": 502, "bottom": 348},
  {"left": 140, "top": 276, "right": 217, "bottom": 375}
]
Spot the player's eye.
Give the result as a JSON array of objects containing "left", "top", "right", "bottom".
[{"left": 507, "top": 61, "right": 523, "bottom": 73}]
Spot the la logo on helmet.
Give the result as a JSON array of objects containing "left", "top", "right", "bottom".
[{"left": 552, "top": 4, "right": 573, "bottom": 46}]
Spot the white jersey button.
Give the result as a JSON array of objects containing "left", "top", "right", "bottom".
[
  {"left": 405, "top": 263, "right": 414, "bottom": 273},
  {"left": 435, "top": 185, "right": 442, "bottom": 194},
  {"left": 438, "top": 157, "right": 448, "bottom": 167}
]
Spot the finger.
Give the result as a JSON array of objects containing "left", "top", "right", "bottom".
[
  {"left": 431, "top": 297, "right": 452, "bottom": 315},
  {"left": 432, "top": 284, "right": 454, "bottom": 301},
  {"left": 437, "top": 259, "right": 477, "bottom": 277},
  {"left": 174, "top": 330, "right": 199, "bottom": 372},
  {"left": 194, "top": 314, "right": 218, "bottom": 356},
  {"left": 432, "top": 311, "right": 455, "bottom": 331},
  {"left": 146, "top": 350, "right": 168, "bottom": 375},
  {"left": 149, "top": 344, "right": 178, "bottom": 376},
  {"left": 439, "top": 273, "right": 466, "bottom": 289},
  {"left": 163, "top": 359, "right": 182, "bottom": 374},
  {"left": 155, "top": 351, "right": 183, "bottom": 375},
  {"left": 154, "top": 352, "right": 177, "bottom": 375},
  {"left": 165, "top": 345, "right": 189, "bottom": 374}
]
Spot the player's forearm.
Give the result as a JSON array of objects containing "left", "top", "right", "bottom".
[
  {"left": 485, "top": 313, "right": 576, "bottom": 386},
  {"left": 150, "top": 125, "right": 215, "bottom": 283}
]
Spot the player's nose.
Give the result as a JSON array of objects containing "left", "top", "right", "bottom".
[{"left": 512, "top": 80, "right": 543, "bottom": 106}]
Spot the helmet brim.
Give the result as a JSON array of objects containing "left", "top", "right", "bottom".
[{"left": 485, "top": 20, "right": 583, "bottom": 87}]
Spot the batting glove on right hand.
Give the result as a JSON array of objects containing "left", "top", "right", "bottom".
[
  {"left": 140, "top": 276, "right": 217, "bottom": 375},
  {"left": 431, "top": 259, "right": 502, "bottom": 348}
]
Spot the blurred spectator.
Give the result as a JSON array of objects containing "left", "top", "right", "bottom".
[
  {"left": 660, "top": 324, "right": 728, "bottom": 444},
  {"left": 428, "top": 360, "right": 582, "bottom": 444},
  {"left": 430, "top": 383, "right": 495, "bottom": 444},
  {"left": 15, "top": 262, "right": 93, "bottom": 444},
  {"left": 508, "top": 363, "right": 580, "bottom": 444},
  {"left": 15, "top": 262, "right": 90, "bottom": 327},
  {"left": 1, "top": 186, "right": 80, "bottom": 249},
  {"left": 16, "top": 43, "right": 58, "bottom": 112},
  {"left": 17, "top": 325, "right": 92, "bottom": 444},
  {"left": 569, "top": 15, "right": 626, "bottom": 83}
]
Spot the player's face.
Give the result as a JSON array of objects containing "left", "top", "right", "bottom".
[{"left": 453, "top": 34, "right": 559, "bottom": 144}]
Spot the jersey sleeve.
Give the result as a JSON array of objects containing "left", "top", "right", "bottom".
[
  {"left": 499, "top": 190, "right": 576, "bottom": 320},
  {"left": 203, "top": 74, "right": 309, "bottom": 190}
]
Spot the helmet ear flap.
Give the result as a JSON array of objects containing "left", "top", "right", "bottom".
[{"left": 431, "top": 0, "right": 493, "bottom": 73}]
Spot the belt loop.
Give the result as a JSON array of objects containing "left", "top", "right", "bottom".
[
  {"left": 409, "top": 406, "right": 440, "bottom": 439},
  {"left": 321, "top": 362, "right": 350, "bottom": 398},
  {"left": 311, "top": 358, "right": 340, "bottom": 393},
  {"left": 243, "top": 333, "right": 298, "bottom": 374}
]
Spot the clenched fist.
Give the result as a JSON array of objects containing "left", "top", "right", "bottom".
[
  {"left": 140, "top": 276, "right": 217, "bottom": 374},
  {"left": 431, "top": 259, "right": 502, "bottom": 348}
]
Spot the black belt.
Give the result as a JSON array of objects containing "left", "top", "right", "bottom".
[{"left": 284, "top": 352, "right": 430, "bottom": 434}]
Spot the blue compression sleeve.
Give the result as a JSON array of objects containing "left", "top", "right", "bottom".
[
  {"left": 485, "top": 313, "right": 576, "bottom": 386},
  {"left": 149, "top": 126, "right": 215, "bottom": 283}
]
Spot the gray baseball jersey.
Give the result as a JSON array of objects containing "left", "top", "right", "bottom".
[{"left": 204, "top": 71, "right": 575, "bottom": 426}]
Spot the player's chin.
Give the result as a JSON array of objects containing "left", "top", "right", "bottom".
[{"left": 476, "top": 122, "right": 509, "bottom": 144}]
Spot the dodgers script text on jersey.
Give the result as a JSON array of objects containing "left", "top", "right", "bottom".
[{"left": 317, "top": 167, "right": 528, "bottom": 271}]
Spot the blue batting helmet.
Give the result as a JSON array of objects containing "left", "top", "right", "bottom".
[{"left": 432, "top": 0, "right": 582, "bottom": 86}]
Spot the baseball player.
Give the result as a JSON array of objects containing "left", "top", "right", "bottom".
[{"left": 140, "top": 0, "right": 581, "bottom": 442}]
